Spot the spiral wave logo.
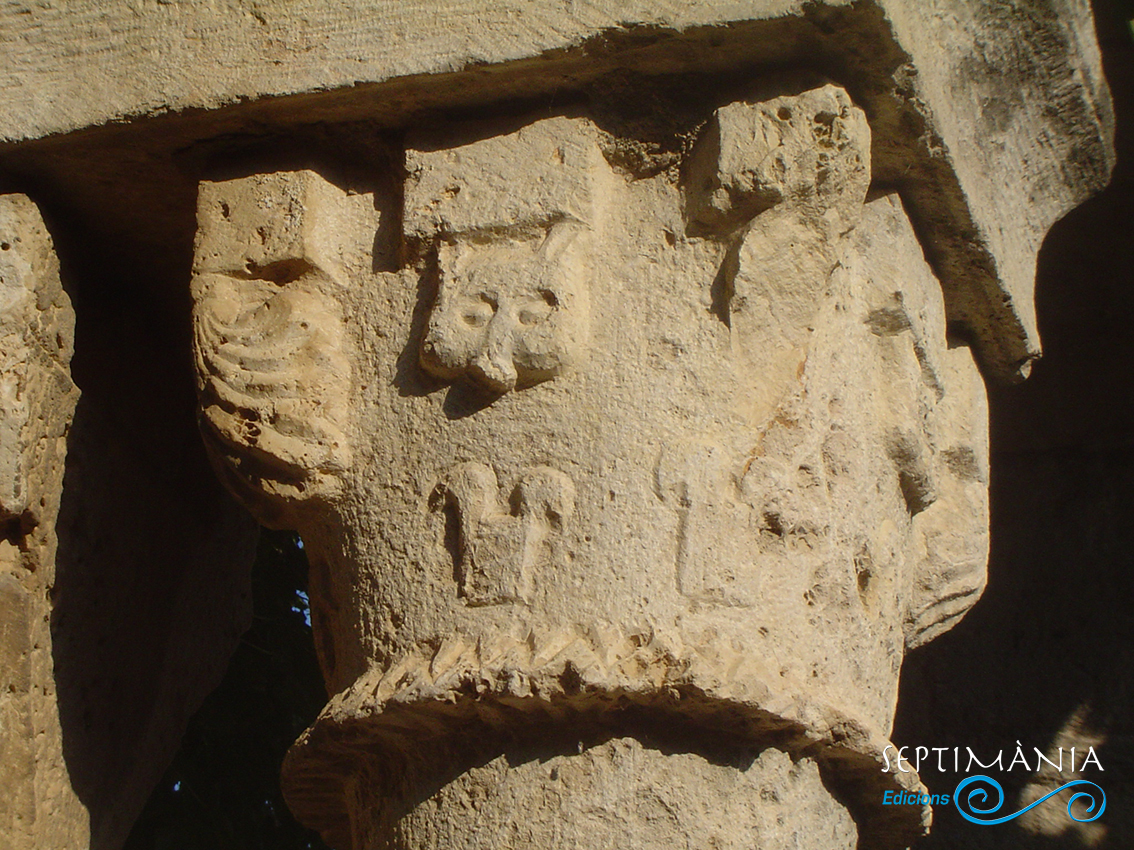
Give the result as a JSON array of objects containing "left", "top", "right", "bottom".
[{"left": 954, "top": 775, "right": 1106, "bottom": 825}]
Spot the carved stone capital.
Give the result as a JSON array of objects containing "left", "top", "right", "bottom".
[{"left": 190, "top": 93, "right": 988, "bottom": 850}]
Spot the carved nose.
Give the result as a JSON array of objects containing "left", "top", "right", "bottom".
[{"left": 469, "top": 313, "right": 518, "bottom": 392}]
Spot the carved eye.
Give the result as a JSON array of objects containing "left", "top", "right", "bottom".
[
  {"left": 518, "top": 289, "right": 558, "bottom": 326},
  {"left": 460, "top": 296, "right": 495, "bottom": 328}
]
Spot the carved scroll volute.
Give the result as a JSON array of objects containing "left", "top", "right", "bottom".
[{"left": 191, "top": 171, "right": 356, "bottom": 526}]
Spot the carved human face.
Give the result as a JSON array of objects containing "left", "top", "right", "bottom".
[{"left": 420, "top": 223, "right": 589, "bottom": 393}]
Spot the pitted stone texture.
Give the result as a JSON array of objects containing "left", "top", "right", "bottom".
[
  {"left": 0, "top": 194, "right": 86, "bottom": 850},
  {"left": 405, "top": 116, "right": 610, "bottom": 241},
  {"left": 192, "top": 172, "right": 376, "bottom": 525},
  {"left": 180, "top": 102, "right": 988, "bottom": 847},
  {"left": 0, "top": 0, "right": 1113, "bottom": 382},
  {"left": 685, "top": 85, "right": 871, "bottom": 234},
  {"left": 432, "top": 463, "right": 575, "bottom": 605},
  {"left": 382, "top": 740, "right": 857, "bottom": 850}
]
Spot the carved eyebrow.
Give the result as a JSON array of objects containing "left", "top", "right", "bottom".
[{"left": 468, "top": 290, "right": 499, "bottom": 305}]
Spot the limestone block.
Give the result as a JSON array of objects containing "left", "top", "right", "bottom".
[
  {"left": 404, "top": 116, "right": 610, "bottom": 241},
  {"left": 0, "top": 194, "right": 87, "bottom": 850},
  {"left": 0, "top": 0, "right": 1113, "bottom": 382},
  {"left": 0, "top": 195, "right": 76, "bottom": 527},
  {"left": 685, "top": 84, "right": 871, "bottom": 234}
]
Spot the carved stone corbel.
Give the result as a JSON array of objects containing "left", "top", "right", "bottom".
[
  {"left": 406, "top": 116, "right": 609, "bottom": 395},
  {"left": 191, "top": 171, "right": 365, "bottom": 526}
]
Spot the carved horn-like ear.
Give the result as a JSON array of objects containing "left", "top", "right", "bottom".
[
  {"left": 539, "top": 221, "right": 586, "bottom": 262},
  {"left": 435, "top": 462, "right": 500, "bottom": 527},
  {"left": 516, "top": 467, "right": 575, "bottom": 526}
]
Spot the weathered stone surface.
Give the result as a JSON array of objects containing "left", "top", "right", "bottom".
[
  {"left": 684, "top": 85, "right": 870, "bottom": 235},
  {"left": 0, "top": 194, "right": 87, "bottom": 850},
  {"left": 185, "top": 90, "right": 996, "bottom": 848},
  {"left": 193, "top": 171, "right": 363, "bottom": 523},
  {"left": 405, "top": 116, "right": 610, "bottom": 242},
  {"left": 0, "top": 0, "right": 1114, "bottom": 382},
  {"left": 408, "top": 118, "right": 607, "bottom": 395},
  {"left": 0, "top": 2, "right": 1113, "bottom": 848},
  {"left": 384, "top": 740, "right": 858, "bottom": 850}
]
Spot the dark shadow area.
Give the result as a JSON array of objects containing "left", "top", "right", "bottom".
[
  {"left": 42, "top": 164, "right": 261, "bottom": 850},
  {"left": 442, "top": 383, "right": 508, "bottom": 420},
  {"left": 708, "top": 240, "right": 739, "bottom": 328},
  {"left": 393, "top": 245, "right": 448, "bottom": 401},
  {"left": 893, "top": 2, "right": 1134, "bottom": 847},
  {"left": 123, "top": 530, "right": 329, "bottom": 850},
  {"left": 895, "top": 449, "right": 1134, "bottom": 849}
]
